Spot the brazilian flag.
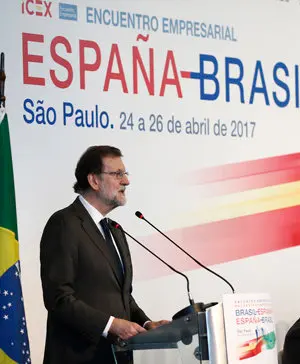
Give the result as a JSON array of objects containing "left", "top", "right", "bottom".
[{"left": 0, "top": 112, "right": 31, "bottom": 363}]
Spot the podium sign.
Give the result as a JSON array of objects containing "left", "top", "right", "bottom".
[{"left": 223, "top": 293, "right": 277, "bottom": 364}]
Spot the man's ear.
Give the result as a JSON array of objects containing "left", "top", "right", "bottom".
[{"left": 87, "top": 173, "right": 101, "bottom": 191}]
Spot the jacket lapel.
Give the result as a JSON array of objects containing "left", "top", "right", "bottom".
[{"left": 72, "top": 198, "right": 124, "bottom": 287}]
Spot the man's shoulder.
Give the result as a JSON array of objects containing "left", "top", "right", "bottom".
[
  {"left": 286, "top": 318, "right": 300, "bottom": 338},
  {"left": 282, "top": 319, "right": 300, "bottom": 364},
  {"left": 50, "top": 199, "right": 77, "bottom": 217},
  {"left": 45, "top": 198, "right": 84, "bottom": 226}
]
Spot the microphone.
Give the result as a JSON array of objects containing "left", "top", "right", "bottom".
[
  {"left": 110, "top": 220, "right": 204, "bottom": 317},
  {"left": 135, "top": 211, "right": 235, "bottom": 317}
]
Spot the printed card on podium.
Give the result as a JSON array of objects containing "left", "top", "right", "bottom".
[{"left": 223, "top": 293, "right": 278, "bottom": 364}]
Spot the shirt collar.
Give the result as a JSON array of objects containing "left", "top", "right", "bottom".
[{"left": 79, "top": 195, "right": 106, "bottom": 225}]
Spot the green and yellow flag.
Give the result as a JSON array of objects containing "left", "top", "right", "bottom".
[{"left": 0, "top": 112, "right": 31, "bottom": 363}]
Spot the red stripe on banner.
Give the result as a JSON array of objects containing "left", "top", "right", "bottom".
[
  {"left": 133, "top": 205, "right": 300, "bottom": 280},
  {"left": 200, "top": 168, "right": 300, "bottom": 196},
  {"left": 191, "top": 153, "right": 300, "bottom": 184},
  {"left": 185, "top": 153, "right": 300, "bottom": 195}
]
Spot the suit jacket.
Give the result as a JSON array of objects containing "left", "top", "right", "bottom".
[
  {"left": 40, "top": 197, "right": 150, "bottom": 364},
  {"left": 282, "top": 318, "right": 300, "bottom": 364}
]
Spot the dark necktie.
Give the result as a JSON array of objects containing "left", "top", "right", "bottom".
[{"left": 100, "top": 218, "right": 124, "bottom": 283}]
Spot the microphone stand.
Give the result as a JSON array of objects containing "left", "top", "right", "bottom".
[
  {"left": 110, "top": 220, "right": 211, "bottom": 319},
  {"left": 135, "top": 211, "right": 235, "bottom": 319},
  {"left": 135, "top": 211, "right": 235, "bottom": 294}
]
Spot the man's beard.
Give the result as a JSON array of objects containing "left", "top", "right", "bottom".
[{"left": 101, "top": 189, "right": 126, "bottom": 208}]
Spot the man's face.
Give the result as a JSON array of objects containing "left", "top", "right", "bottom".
[{"left": 97, "top": 156, "right": 129, "bottom": 209}]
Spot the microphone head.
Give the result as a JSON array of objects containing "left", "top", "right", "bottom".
[
  {"left": 135, "top": 211, "right": 144, "bottom": 219},
  {"left": 110, "top": 220, "right": 121, "bottom": 229}
]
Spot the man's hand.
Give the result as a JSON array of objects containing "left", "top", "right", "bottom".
[
  {"left": 144, "top": 320, "right": 170, "bottom": 330},
  {"left": 109, "top": 318, "right": 146, "bottom": 340}
]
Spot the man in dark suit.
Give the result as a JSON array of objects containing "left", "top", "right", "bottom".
[
  {"left": 282, "top": 318, "right": 300, "bottom": 364},
  {"left": 40, "top": 145, "right": 168, "bottom": 364}
]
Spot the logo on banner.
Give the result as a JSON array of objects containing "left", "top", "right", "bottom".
[
  {"left": 59, "top": 3, "right": 78, "bottom": 21},
  {"left": 21, "top": 0, "right": 52, "bottom": 18}
]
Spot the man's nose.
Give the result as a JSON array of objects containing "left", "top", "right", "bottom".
[{"left": 121, "top": 174, "right": 130, "bottom": 185}]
